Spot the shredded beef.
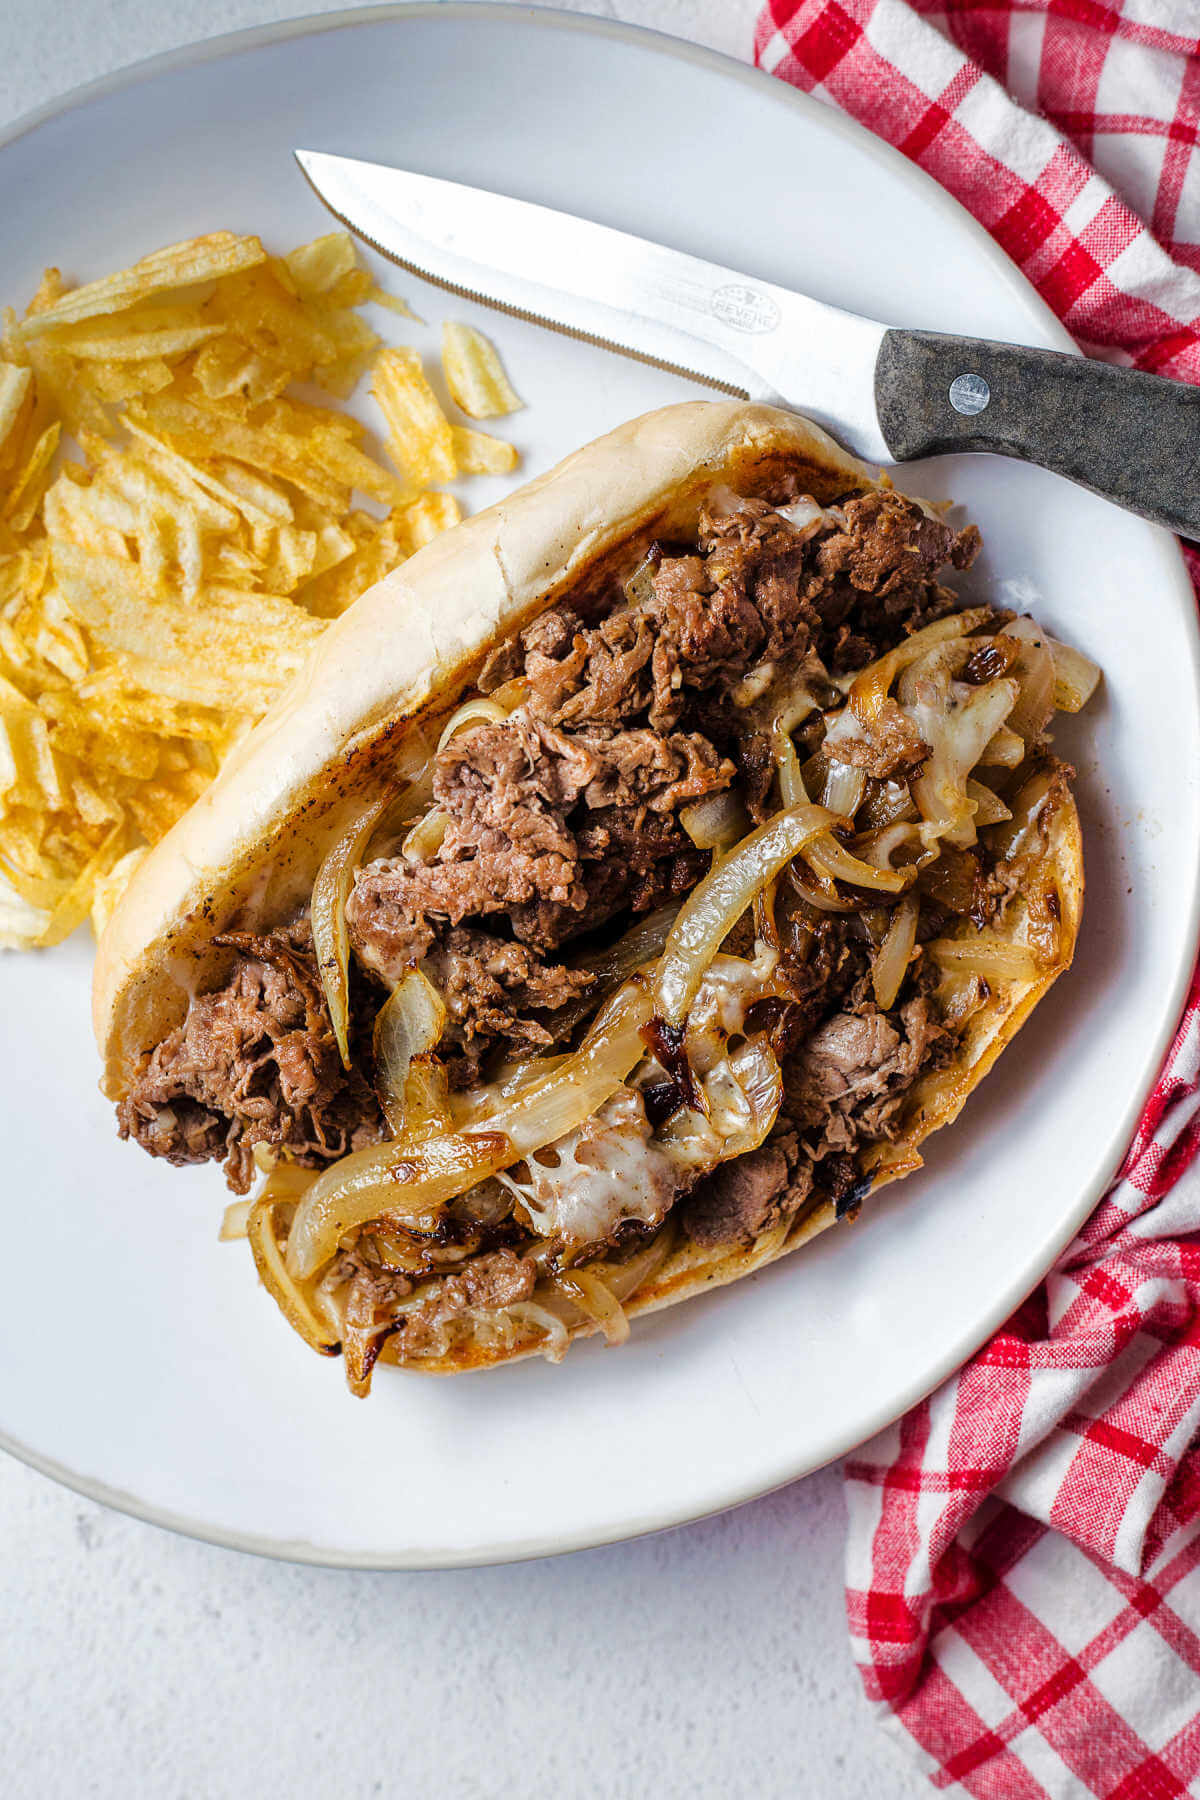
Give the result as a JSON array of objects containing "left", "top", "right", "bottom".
[
  {"left": 823, "top": 696, "right": 931, "bottom": 782},
  {"left": 682, "top": 1143, "right": 807, "bottom": 1248},
  {"left": 396, "top": 1248, "right": 537, "bottom": 1358},
  {"left": 423, "top": 927, "right": 595, "bottom": 1075},
  {"left": 786, "top": 993, "right": 952, "bottom": 1163},
  {"left": 120, "top": 479, "right": 982, "bottom": 1195},
  {"left": 347, "top": 486, "right": 976, "bottom": 1033},
  {"left": 118, "top": 920, "right": 383, "bottom": 1194}
]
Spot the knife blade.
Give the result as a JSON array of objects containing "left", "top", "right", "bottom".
[{"left": 296, "top": 149, "right": 1200, "bottom": 542}]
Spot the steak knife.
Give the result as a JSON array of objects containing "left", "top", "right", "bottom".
[{"left": 296, "top": 149, "right": 1200, "bottom": 542}]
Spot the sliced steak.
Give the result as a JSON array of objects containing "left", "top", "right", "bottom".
[
  {"left": 120, "top": 480, "right": 980, "bottom": 1196},
  {"left": 117, "top": 921, "right": 383, "bottom": 1194},
  {"left": 823, "top": 696, "right": 931, "bottom": 782},
  {"left": 424, "top": 926, "right": 595, "bottom": 1073},
  {"left": 787, "top": 994, "right": 951, "bottom": 1162},
  {"left": 397, "top": 1249, "right": 537, "bottom": 1358},
  {"left": 682, "top": 1143, "right": 797, "bottom": 1248}
]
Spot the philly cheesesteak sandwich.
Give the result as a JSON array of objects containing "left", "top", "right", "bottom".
[{"left": 95, "top": 403, "right": 1096, "bottom": 1391}]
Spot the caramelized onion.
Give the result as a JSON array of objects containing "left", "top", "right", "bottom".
[
  {"left": 655, "top": 804, "right": 835, "bottom": 1026},
  {"left": 978, "top": 726, "right": 1025, "bottom": 768},
  {"left": 373, "top": 969, "right": 447, "bottom": 1137},
  {"left": 401, "top": 807, "right": 448, "bottom": 865},
  {"left": 805, "top": 834, "right": 913, "bottom": 895},
  {"left": 849, "top": 608, "right": 992, "bottom": 723},
  {"left": 310, "top": 787, "right": 397, "bottom": 1066},
  {"left": 552, "top": 1268, "right": 630, "bottom": 1346},
  {"left": 773, "top": 729, "right": 808, "bottom": 808},
  {"left": 1003, "top": 618, "right": 1056, "bottom": 743},
  {"left": 1045, "top": 634, "right": 1101, "bottom": 713},
  {"left": 403, "top": 1058, "right": 452, "bottom": 1141},
  {"left": 784, "top": 863, "right": 861, "bottom": 913},
  {"left": 286, "top": 1130, "right": 514, "bottom": 1280},
  {"left": 249, "top": 1196, "right": 339, "bottom": 1353},
  {"left": 503, "top": 1301, "right": 571, "bottom": 1362},
  {"left": 900, "top": 650, "right": 1019, "bottom": 849},
  {"left": 291, "top": 982, "right": 658, "bottom": 1279},
  {"left": 854, "top": 821, "right": 924, "bottom": 872},
  {"left": 822, "top": 760, "right": 867, "bottom": 821},
  {"left": 436, "top": 695, "right": 512, "bottom": 752},
  {"left": 624, "top": 548, "right": 660, "bottom": 609},
  {"left": 928, "top": 934, "right": 1040, "bottom": 982},
  {"left": 966, "top": 778, "right": 1012, "bottom": 827},
  {"left": 219, "top": 1198, "right": 253, "bottom": 1241},
  {"left": 871, "top": 892, "right": 919, "bottom": 1010},
  {"left": 681, "top": 788, "right": 750, "bottom": 851},
  {"left": 986, "top": 765, "right": 1060, "bottom": 861},
  {"left": 495, "top": 980, "right": 655, "bottom": 1157}
]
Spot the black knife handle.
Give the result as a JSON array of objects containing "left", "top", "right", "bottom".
[{"left": 875, "top": 328, "right": 1200, "bottom": 542}]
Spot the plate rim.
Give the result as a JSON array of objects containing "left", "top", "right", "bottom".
[{"left": 2, "top": 0, "right": 1197, "bottom": 1570}]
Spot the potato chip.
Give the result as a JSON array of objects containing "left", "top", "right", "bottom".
[
  {"left": 41, "top": 313, "right": 222, "bottom": 362},
  {"left": 0, "top": 365, "right": 33, "bottom": 463},
  {"left": 132, "top": 393, "right": 350, "bottom": 512},
  {"left": 9, "top": 234, "right": 266, "bottom": 342},
  {"left": 0, "top": 228, "right": 522, "bottom": 949},
  {"left": 371, "top": 348, "right": 457, "bottom": 485},
  {"left": 3, "top": 422, "right": 61, "bottom": 533},
  {"left": 298, "top": 516, "right": 406, "bottom": 620},
  {"left": 284, "top": 233, "right": 360, "bottom": 301},
  {"left": 192, "top": 335, "right": 292, "bottom": 405},
  {"left": 451, "top": 425, "right": 519, "bottom": 476},
  {"left": 212, "top": 264, "right": 337, "bottom": 376},
  {"left": 308, "top": 430, "right": 411, "bottom": 509},
  {"left": 368, "top": 286, "right": 423, "bottom": 323},
  {"left": 442, "top": 322, "right": 522, "bottom": 418},
  {"left": 398, "top": 492, "right": 463, "bottom": 552},
  {"left": 0, "top": 869, "right": 51, "bottom": 948}
]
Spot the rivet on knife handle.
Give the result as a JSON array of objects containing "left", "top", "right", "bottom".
[{"left": 875, "top": 329, "right": 1200, "bottom": 543}]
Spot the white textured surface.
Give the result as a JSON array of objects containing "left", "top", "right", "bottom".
[{"left": 0, "top": 6, "right": 930, "bottom": 1796}]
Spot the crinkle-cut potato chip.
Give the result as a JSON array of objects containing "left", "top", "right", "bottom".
[
  {"left": 283, "top": 232, "right": 360, "bottom": 301},
  {"left": 7, "top": 234, "right": 267, "bottom": 342},
  {"left": 450, "top": 425, "right": 519, "bottom": 476},
  {"left": 372, "top": 347, "right": 457, "bottom": 484},
  {"left": 0, "top": 230, "right": 522, "bottom": 949},
  {"left": 0, "top": 364, "right": 33, "bottom": 464},
  {"left": 398, "top": 491, "right": 463, "bottom": 552},
  {"left": 297, "top": 514, "right": 407, "bottom": 620},
  {"left": 40, "top": 311, "right": 222, "bottom": 363},
  {"left": 441, "top": 321, "right": 522, "bottom": 419},
  {"left": 367, "top": 285, "right": 423, "bottom": 323},
  {"left": 3, "top": 421, "right": 61, "bottom": 533}
]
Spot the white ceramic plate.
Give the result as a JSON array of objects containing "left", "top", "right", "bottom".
[{"left": 1, "top": 4, "right": 1196, "bottom": 1568}]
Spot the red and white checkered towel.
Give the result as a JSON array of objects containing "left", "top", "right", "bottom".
[{"left": 753, "top": 4, "right": 1200, "bottom": 1792}]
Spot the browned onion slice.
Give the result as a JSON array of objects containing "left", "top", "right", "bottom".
[
  {"left": 286, "top": 1130, "right": 515, "bottom": 1280},
  {"left": 681, "top": 788, "right": 750, "bottom": 851},
  {"left": 310, "top": 788, "right": 397, "bottom": 1066},
  {"left": 654, "top": 804, "right": 836, "bottom": 1026},
  {"left": 287, "top": 982, "right": 654, "bottom": 1278},
  {"left": 871, "top": 892, "right": 920, "bottom": 1010},
  {"left": 373, "top": 969, "right": 447, "bottom": 1138},
  {"left": 928, "top": 933, "right": 1041, "bottom": 981},
  {"left": 848, "top": 608, "right": 992, "bottom": 723}
]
